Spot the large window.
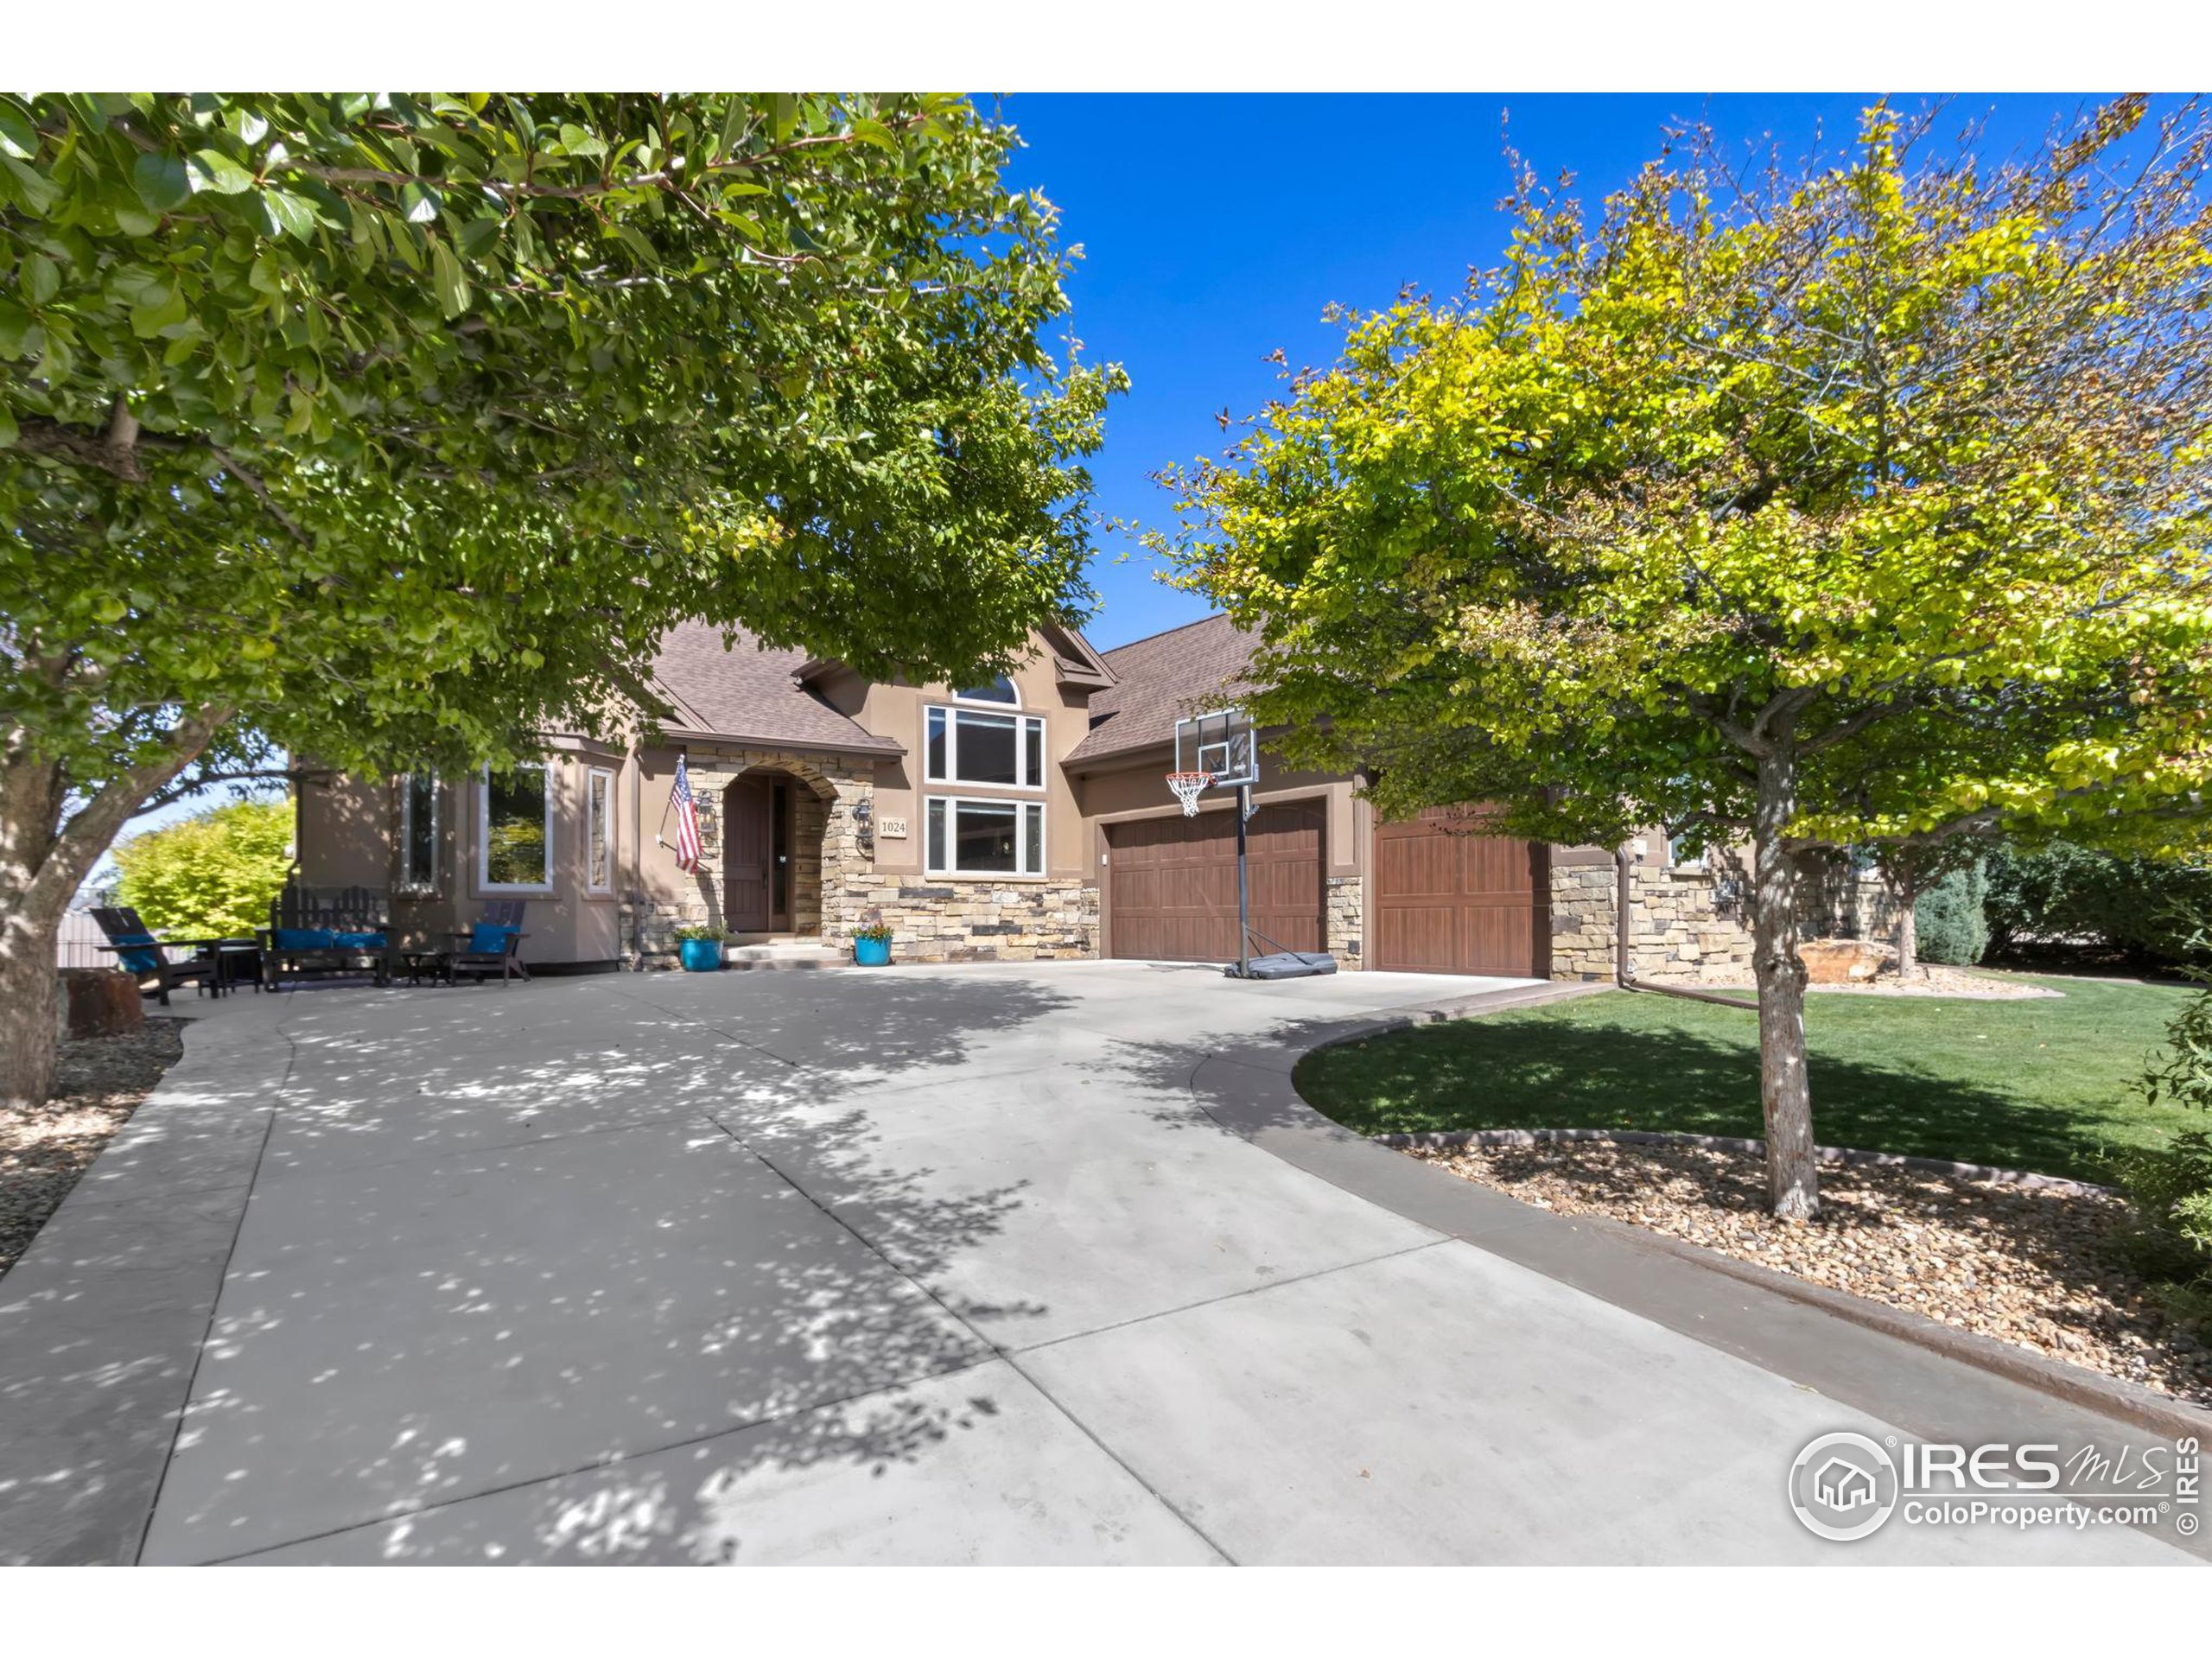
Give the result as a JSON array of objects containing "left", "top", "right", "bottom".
[
  {"left": 925, "top": 797, "right": 1046, "bottom": 878},
  {"left": 925, "top": 705, "right": 1046, "bottom": 790},
  {"left": 586, "top": 767, "right": 613, "bottom": 894},
  {"left": 397, "top": 772, "right": 439, "bottom": 893},
  {"left": 480, "top": 764, "right": 553, "bottom": 890}
]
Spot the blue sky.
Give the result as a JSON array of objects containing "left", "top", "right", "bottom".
[{"left": 997, "top": 92, "right": 2105, "bottom": 650}]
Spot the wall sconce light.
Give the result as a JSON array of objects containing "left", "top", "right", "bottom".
[{"left": 851, "top": 795, "right": 874, "bottom": 855}]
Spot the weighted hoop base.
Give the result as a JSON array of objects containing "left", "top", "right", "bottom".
[{"left": 1166, "top": 771, "right": 1212, "bottom": 817}]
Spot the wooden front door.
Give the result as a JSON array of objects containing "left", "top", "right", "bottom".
[
  {"left": 1370, "top": 805, "right": 1548, "bottom": 976},
  {"left": 1104, "top": 801, "right": 1325, "bottom": 963},
  {"left": 723, "top": 778, "right": 774, "bottom": 932}
]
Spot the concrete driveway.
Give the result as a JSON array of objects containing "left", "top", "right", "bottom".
[{"left": 0, "top": 962, "right": 2197, "bottom": 1565}]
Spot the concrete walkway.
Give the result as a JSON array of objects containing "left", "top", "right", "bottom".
[{"left": 0, "top": 962, "right": 2198, "bottom": 1565}]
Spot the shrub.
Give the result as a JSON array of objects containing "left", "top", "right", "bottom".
[
  {"left": 1984, "top": 840, "right": 2212, "bottom": 964},
  {"left": 112, "top": 798, "right": 293, "bottom": 940},
  {"left": 1912, "top": 859, "right": 1989, "bottom": 964},
  {"left": 2115, "top": 947, "right": 2212, "bottom": 1335},
  {"left": 670, "top": 925, "right": 726, "bottom": 943}
]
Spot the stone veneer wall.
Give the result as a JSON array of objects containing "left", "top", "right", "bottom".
[
  {"left": 1325, "top": 874, "right": 1365, "bottom": 969},
  {"left": 622, "top": 743, "right": 1100, "bottom": 967},
  {"left": 835, "top": 876, "right": 1098, "bottom": 963},
  {"left": 1550, "top": 864, "right": 1756, "bottom": 982},
  {"left": 1549, "top": 861, "right": 1904, "bottom": 984}
]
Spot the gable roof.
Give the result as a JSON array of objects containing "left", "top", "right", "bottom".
[
  {"left": 1041, "top": 621, "right": 1117, "bottom": 690},
  {"left": 649, "top": 624, "right": 902, "bottom": 755},
  {"left": 1065, "top": 613, "right": 1262, "bottom": 766}
]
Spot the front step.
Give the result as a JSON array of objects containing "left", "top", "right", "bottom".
[{"left": 721, "top": 941, "right": 849, "bottom": 971}]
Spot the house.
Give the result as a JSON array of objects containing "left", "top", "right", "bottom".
[
  {"left": 294, "top": 613, "right": 1747, "bottom": 976},
  {"left": 1814, "top": 1457, "right": 1879, "bottom": 1513}
]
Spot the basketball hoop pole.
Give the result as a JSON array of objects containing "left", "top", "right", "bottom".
[
  {"left": 1236, "top": 784, "right": 1251, "bottom": 979},
  {"left": 1173, "top": 707, "right": 1262, "bottom": 978}
]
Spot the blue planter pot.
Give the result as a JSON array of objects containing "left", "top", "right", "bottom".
[
  {"left": 677, "top": 938, "right": 723, "bottom": 972},
  {"left": 853, "top": 936, "right": 892, "bottom": 967}
]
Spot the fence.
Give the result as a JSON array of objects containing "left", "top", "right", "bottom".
[{"left": 55, "top": 908, "right": 107, "bottom": 969}]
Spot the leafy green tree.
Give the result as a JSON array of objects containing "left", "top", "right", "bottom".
[
  {"left": 2, "top": 92, "right": 1122, "bottom": 1106},
  {"left": 1155, "top": 99, "right": 2212, "bottom": 1216},
  {"left": 1985, "top": 838, "right": 2212, "bottom": 964},
  {"left": 113, "top": 797, "right": 292, "bottom": 938}
]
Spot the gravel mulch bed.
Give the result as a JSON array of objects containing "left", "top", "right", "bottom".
[
  {"left": 1647, "top": 964, "right": 2056, "bottom": 1000},
  {"left": 0, "top": 1018, "right": 187, "bottom": 1279},
  {"left": 1411, "top": 1137, "right": 2212, "bottom": 1406}
]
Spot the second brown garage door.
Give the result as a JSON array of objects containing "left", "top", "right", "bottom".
[
  {"left": 1371, "top": 807, "right": 1548, "bottom": 976},
  {"left": 1105, "top": 801, "right": 1325, "bottom": 963}
]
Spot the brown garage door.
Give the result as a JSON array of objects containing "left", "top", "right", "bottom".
[
  {"left": 1371, "top": 807, "right": 1548, "bottom": 976},
  {"left": 1105, "top": 801, "right": 1325, "bottom": 963}
]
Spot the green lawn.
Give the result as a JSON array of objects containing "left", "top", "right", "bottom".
[{"left": 1295, "top": 975, "right": 2201, "bottom": 1181}]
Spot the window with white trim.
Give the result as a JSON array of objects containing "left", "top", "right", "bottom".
[
  {"left": 480, "top": 763, "right": 553, "bottom": 890},
  {"left": 586, "top": 767, "right": 614, "bottom": 893},
  {"left": 925, "top": 797, "right": 1046, "bottom": 878},
  {"left": 925, "top": 704, "right": 1046, "bottom": 790},
  {"left": 397, "top": 772, "right": 439, "bottom": 893}
]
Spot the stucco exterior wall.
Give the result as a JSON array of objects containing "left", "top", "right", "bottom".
[
  {"left": 296, "top": 740, "right": 628, "bottom": 969},
  {"left": 817, "top": 645, "right": 1095, "bottom": 880}
]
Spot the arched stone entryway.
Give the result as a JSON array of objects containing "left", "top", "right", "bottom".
[{"left": 720, "top": 764, "right": 837, "bottom": 935}]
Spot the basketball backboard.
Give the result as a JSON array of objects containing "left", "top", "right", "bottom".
[{"left": 1173, "top": 707, "right": 1257, "bottom": 789}]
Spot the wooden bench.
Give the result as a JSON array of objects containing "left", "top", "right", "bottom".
[{"left": 259, "top": 884, "right": 394, "bottom": 991}]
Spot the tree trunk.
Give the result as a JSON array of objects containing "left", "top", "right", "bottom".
[
  {"left": 1, "top": 705, "right": 231, "bottom": 1109},
  {"left": 1751, "top": 746, "right": 1820, "bottom": 1220},
  {"left": 62, "top": 967, "right": 143, "bottom": 1039},
  {"left": 1, "top": 909, "right": 65, "bottom": 1107},
  {"left": 1892, "top": 865, "right": 1919, "bottom": 980}
]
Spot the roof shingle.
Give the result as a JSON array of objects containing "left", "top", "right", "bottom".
[
  {"left": 649, "top": 623, "right": 902, "bottom": 753},
  {"left": 1065, "top": 613, "right": 1261, "bottom": 766}
]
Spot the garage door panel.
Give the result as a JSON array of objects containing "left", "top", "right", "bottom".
[
  {"left": 1373, "top": 807, "right": 1546, "bottom": 977},
  {"left": 1376, "top": 834, "right": 1457, "bottom": 900},
  {"left": 1107, "top": 802, "right": 1325, "bottom": 963},
  {"left": 1374, "top": 906, "right": 1457, "bottom": 971}
]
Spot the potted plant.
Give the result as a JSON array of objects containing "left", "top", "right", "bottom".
[
  {"left": 852, "top": 921, "right": 894, "bottom": 967},
  {"left": 672, "top": 925, "right": 725, "bottom": 972}
]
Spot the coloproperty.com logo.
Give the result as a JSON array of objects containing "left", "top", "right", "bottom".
[{"left": 1788, "top": 1430, "right": 2201, "bottom": 1541}]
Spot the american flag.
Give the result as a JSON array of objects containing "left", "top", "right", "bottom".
[{"left": 670, "top": 755, "right": 702, "bottom": 872}]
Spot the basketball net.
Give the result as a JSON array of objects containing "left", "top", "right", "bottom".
[{"left": 1166, "top": 771, "right": 1212, "bottom": 817}]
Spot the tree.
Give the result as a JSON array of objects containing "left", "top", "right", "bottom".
[
  {"left": 1873, "top": 836, "right": 1983, "bottom": 978},
  {"left": 1154, "top": 99, "right": 2212, "bottom": 1217},
  {"left": 2, "top": 93, "right": 1123, "bottom": 1108},
  {"left": 1984, "top": 836, "right": 2212, "bottom": 963},
  {"left": 113, "top": 797, "right": 292, "bottom": 938}
]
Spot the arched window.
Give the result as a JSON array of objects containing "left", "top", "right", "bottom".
[{"left": 953, "top": 676, "right": 1018, "bottom": 706}]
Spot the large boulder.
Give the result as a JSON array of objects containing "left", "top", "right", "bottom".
[{"left": 1796, "top": 938, "right": 1891, "bottom": 984}]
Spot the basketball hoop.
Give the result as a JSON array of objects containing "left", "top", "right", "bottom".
[{"left": 1166, "top": 771, "right": 1212, "bottom": 817}]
